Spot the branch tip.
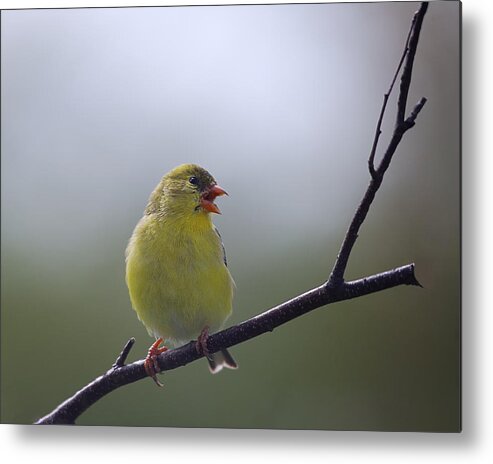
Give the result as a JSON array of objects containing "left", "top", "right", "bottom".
[
  {"left": 405, "top": 263, "right": 423, "bottom": 288},
  {"left": 405, "top": 97, "right": 427, "bottom": 128},
  {"left": 113, "top": 337, "right": 136, "bottom": 369},
  {"left": 410, "top": 273, "right": 424, "bottom": 289}
]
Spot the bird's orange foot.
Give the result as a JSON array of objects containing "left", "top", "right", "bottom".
[
  {"left": 144, "top": 338, "right": 168, "bottom": 387},
  {"left": 196, "top": 326, "right": 211, "bottom": 359}
]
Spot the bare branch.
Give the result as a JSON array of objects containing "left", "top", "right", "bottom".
[
  {"left": 330, "top": 2, "right": 428, "bottom": 287},
  {"left": 35, "top": 2, "right": 429, "bottom": 426},
  {"left": 36, "top": 264, "right": 421, "bottom": 426}
]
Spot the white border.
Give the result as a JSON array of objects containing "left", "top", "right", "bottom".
[
  {"left": 2, "top": 1, "right": 492, "bottom": 464},
  {"left": 0, "top": 0, "right": 436, "bottom": 9}
]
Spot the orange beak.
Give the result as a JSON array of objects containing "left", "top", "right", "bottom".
[{"left": 200, "top": 184, "right": 228, "bottom": 214}]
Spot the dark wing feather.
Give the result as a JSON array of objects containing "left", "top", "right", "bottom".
[{"left": 214, "top": 226, "right": 227, "bottom": 267}]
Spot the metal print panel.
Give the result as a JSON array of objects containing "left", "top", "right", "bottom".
[{"left": 0, "top": 1, "right": 460, "bottom": 431}]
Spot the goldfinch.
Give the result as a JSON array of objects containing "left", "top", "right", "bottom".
[{"left": 125, "top": 164, "right": 237, "bottom": 385}]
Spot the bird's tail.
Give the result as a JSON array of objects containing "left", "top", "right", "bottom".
[{"left": 207, "top": 349, "right": 238, "bottom": 374}]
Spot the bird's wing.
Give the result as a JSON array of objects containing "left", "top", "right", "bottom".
[{"left": 214, "top": 226, "right": 228, "bottom": 267}]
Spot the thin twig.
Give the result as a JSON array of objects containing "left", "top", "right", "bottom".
[
  {"left": 396, "top": 4, "right": 428, "bottom": 125},
  {"left": 368, "top": 17, "right": 414, "bottom": 177},
  {"left": 35, "top": 2, "right": 429, "bottom": 426},
  {"left": 405, "top": 96, "right": 428, "bottom": 129},
  {"left": 112, "top": 337, "right": 135, "bottom": 369}
]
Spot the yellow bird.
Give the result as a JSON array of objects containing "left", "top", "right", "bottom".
[{"left": 125, "top": 164, "right": 237, "bottom": 385}]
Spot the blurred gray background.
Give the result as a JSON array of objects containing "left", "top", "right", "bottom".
[{"left": 1, "top": 1, "right": 460, "bottom": 430}]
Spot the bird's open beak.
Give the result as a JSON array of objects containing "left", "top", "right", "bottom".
[{"left": 200, "top": 185, "right": 228, "bottom": 214}]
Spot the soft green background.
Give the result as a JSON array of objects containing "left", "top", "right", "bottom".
[{"left": 1, "top": 1, "right": 460, "bottom": 430}]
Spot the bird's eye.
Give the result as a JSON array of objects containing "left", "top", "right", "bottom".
[{"left": 189, "top": 176, "right": 198, "bottom": 186}]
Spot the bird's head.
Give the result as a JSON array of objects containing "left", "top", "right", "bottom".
[{"left": 145, "top": 164, "right": 228, "bottom": 217}]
